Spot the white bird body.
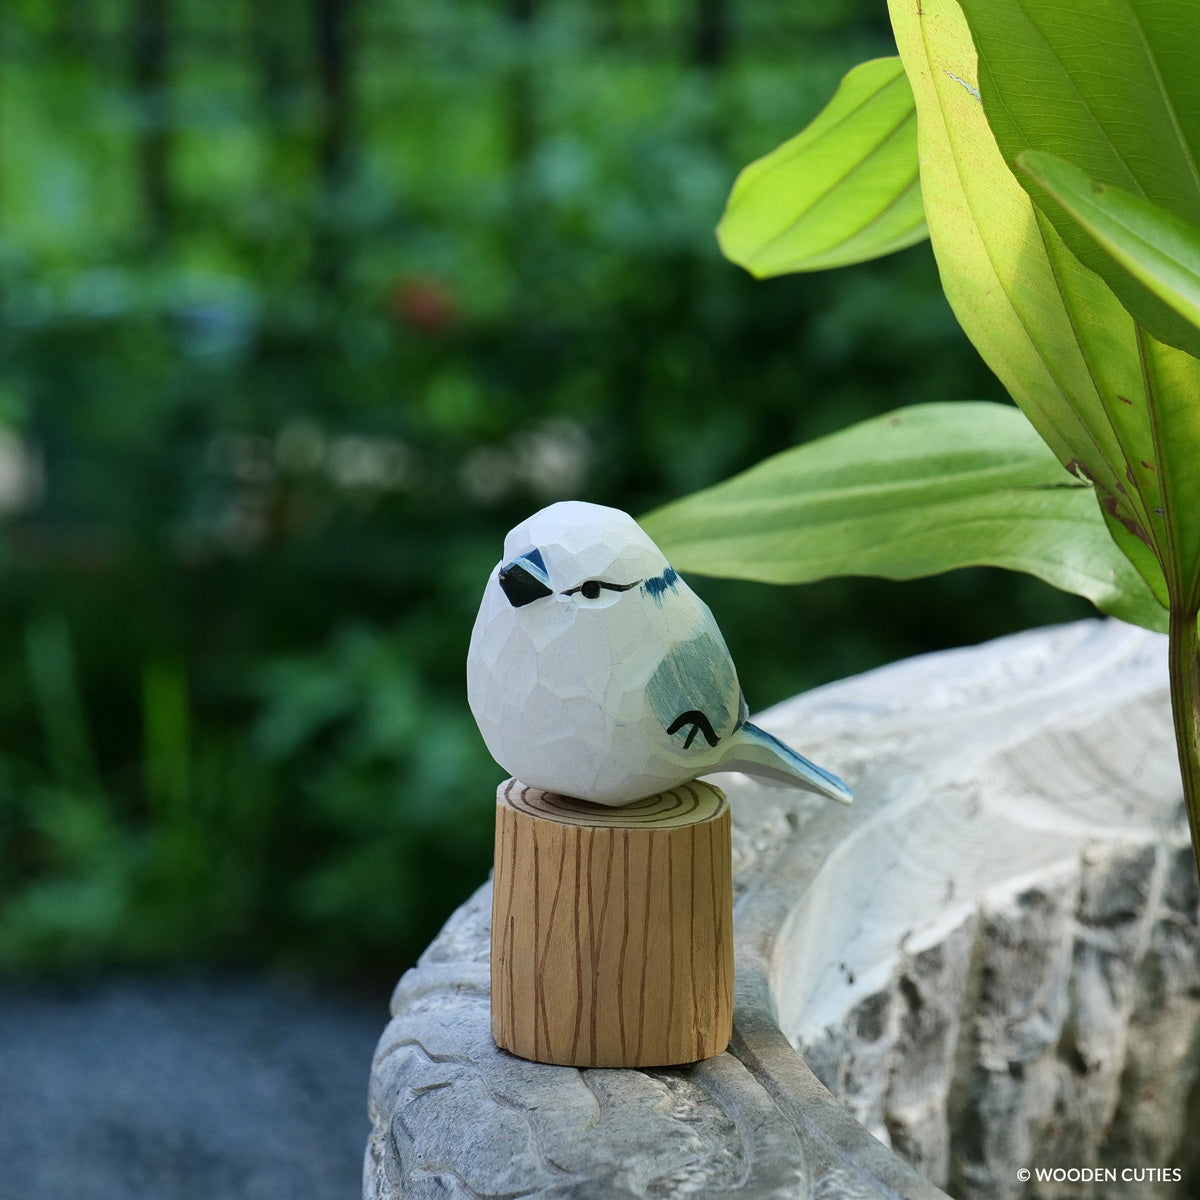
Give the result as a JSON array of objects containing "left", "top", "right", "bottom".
[{"left": 467, "top": 501, "right": 851, "bottom": 807}]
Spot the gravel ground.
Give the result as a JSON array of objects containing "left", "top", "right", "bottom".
[{"left": 0, "top": 975, "right": 388, "bottom": 1200}]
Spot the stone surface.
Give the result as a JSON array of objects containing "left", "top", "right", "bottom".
[
  {"left": 369, "top": 619, "right": 1200, "bottom": 1199},
  {"left": 0, "top": 976, "right": 383, "bottom": 1200},
  {"left": 885, "top": 915, "right": 977, "bottom": 1188}
]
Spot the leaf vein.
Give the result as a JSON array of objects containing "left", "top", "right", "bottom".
[
  {"left": 1006, "top": 0, "right": 1148, "bottom": 196},
  {"left": 750, "top": 108, "right": 920, "bottom": 260},
  {"left": 1118, "top": 0, "right": 1200, "bottom": 198}
]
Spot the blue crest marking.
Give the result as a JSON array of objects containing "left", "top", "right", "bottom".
[{"left": 642, "top": 566, "right": 679, "bottom": 606}]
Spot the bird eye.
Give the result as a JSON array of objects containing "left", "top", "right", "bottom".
[{"left": 563, "top": 578, "right": 641, "bottom": 604}]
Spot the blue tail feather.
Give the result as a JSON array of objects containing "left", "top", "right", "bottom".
[{"left": 720, "top": 721, "right": 853, "bottom": 805}]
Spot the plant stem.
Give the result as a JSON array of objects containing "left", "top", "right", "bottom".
[{"left": 1169, "top": 603, "right": 1200, "bottom": 878}]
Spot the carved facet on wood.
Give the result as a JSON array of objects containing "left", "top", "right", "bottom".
[
  {"left": 466, "top": 500, "right": 851, "bottom": 807},
  {"left": 491, "top": 779, "right": 734, "bottom": 1068}
]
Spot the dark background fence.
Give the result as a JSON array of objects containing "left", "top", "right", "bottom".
[{"left": 0, "top": 0, "right": 1088, "bottom": 983}]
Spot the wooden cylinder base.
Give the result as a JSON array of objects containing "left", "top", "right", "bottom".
[{"left": 490, "top": 778, "right": 733, "bottom": 1069}]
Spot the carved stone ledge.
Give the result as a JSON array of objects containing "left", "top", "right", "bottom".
[{"left": 366, "top": 620, "right": 1199, "bottom": 1199}]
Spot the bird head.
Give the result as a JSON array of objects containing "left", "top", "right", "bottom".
[{"left": 496, "top": 501, "right": 669, "bottom": 612}]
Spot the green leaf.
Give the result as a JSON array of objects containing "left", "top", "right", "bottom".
[
  {"left": 716, "top": 57, "right": 927, "bottom": 277},
  {"left": 887, "top": 0, "right": 1200, "bottom": 613},
  {"left": 959, "top": 0, "right": 1200, "bottom": 360},
  {"left": 1018, "top": 155, "right": 1200, "bottom": 610},
  {"left": 1018, "top": 150, "right": 1200, "bottom": 335},
  {"left": 642, "top": 403, "right": 1167, "bottom": 632}
]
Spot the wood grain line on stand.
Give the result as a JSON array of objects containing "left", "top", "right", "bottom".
[
  {"left": 571, "top": 824, "right": 584, "bottom": 1064},
  {"left": 617, "top": 830, "right": 631, "bottom": 1064},
  {"left": 635, "top": 832, "right": 654, "bottom": 1064}
]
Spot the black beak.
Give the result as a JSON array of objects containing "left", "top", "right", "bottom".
[{"left": 499, "top": 559, "right": 553, "bottom": 607}]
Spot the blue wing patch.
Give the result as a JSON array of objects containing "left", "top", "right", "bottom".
[{"left": 648, "top": 628, "right": 738, "bottom": 749}]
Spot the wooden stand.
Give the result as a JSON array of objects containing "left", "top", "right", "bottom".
[{"left": 490, "top": 777, "right": 733, "bottom": 1068}]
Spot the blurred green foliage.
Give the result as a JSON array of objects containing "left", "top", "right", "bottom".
[{"left": 0, "top": 0, "right": 1091, "bottom": 982}]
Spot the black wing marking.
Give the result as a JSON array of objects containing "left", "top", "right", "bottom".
[{"left": 666, "top": 710, "right": 720, "bottom": 749}]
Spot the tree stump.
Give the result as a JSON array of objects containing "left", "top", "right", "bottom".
[{"left": 491, "top": 778, "right": 733, "bottom": 1068}]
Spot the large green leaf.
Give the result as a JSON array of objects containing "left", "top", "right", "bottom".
[
  {"left": 716, "top": 57, "right": 927, "bottom": 277},
  {"left": 1018, "top": 151, "right": 1200, "bottom": 334},
  {"left": 642, "top": 403, "right": 1167, "bottom": 631},
  {"left": 887, "top": 0, "right": 1196, "bottom": 611},
  {"left": 959, "top": 0, "right": 1200, "bottom": 361}
]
